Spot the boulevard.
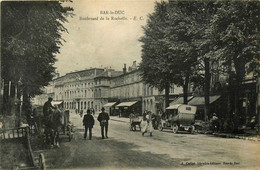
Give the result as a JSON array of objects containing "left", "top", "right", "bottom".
[{"left": 39, "top": 112, "right": 260, "bottom": 169}]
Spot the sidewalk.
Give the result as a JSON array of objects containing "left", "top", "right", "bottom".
[
  {"left": 212, "top": 129, "right": 260, "bottom": 142},
  {"left": 109, "top": 116, "right": 260, "bottom": 142},
  {"left": 110, "top": 116, "right": 131, "bottom": 123}
]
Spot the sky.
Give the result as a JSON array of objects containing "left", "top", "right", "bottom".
[{"left": 54, "top": 0, "right": 159, "bottom": 76}]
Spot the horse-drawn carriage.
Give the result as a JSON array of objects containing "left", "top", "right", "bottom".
[{"left": 32, "top": 101, "right": 74, "bottom": 146}]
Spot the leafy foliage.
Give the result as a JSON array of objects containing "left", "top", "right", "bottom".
[
  {"left": 2, "top": 1, "right": 73, "bottom": 98},
  {"left": 209, "top": 1, "right": 260, "bottom": 81},
  {"left": 140, "top": 1, "right": 259, "bottom": 122}
]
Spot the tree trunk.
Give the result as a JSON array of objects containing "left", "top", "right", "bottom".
[
  {"left": 183, "top": 74, "right": 190, "bottom": 104},
  {"left": 204, "top": 57, "right": 211, "bottom": 121},
  {"left": 165, "top": 82, "right": 170, "bottom": 108},
  {"left": 22, "top": 86, "right": 30, "bottom": 113},
  {"left": 233, "top": 57, "right": 246, "bottom": 132}
]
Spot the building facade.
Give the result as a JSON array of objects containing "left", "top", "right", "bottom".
[{"left": 33, "top": 61, "right": 189, "bottom": 116}]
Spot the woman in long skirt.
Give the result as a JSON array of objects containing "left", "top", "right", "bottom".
[{"left": 141, "top": 111, "right": 154, "bottom": 136}]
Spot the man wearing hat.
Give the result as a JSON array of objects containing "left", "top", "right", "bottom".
[
  {"left": 83, "top": 109, "right": 95, "bottom": 140},
  {"left": 97, "top": 107, "right": 110, "bottom": 139}
]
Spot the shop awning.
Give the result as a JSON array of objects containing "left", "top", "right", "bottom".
[
  {"left": 51, "top": 101, "right": 63, "bottom": 106},
  {"left": 116, "top": 101, "right": 138, "bottom": 107},
  {"left": 170, "top": 96, "right": 193, "bottom": 105},
  {"left": 188, "top": 95, "right": 221, "bottom": 106},
  {"left": 103, "top": 102, "right": 117, "bottom": 107}
]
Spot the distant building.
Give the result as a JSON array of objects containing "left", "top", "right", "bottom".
[{"left": 33, "top": 61, "right": 192, "bottom": 117}]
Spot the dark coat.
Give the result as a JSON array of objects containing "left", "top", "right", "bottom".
[
  {"left": 83, "top": 114, "right": 95, "bottom": 128},
  {"left": 97, "top": 112, "right": 110, "bottom": 126}
]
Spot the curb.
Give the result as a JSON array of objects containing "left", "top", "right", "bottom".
[
  {"left": 212, "top": 133, "right": 260, "bottom": 142},
  {"left": 110, "top": 118, "right": 129, "bottom": 123}
]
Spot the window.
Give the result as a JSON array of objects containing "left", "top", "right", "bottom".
[{"left": 186, "top": 107, "right": 191, "bottom": 111}]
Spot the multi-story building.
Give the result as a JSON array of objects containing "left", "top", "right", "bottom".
[
  {"left": 109, "top": 61, "right": 184, "bottom": 116},
  {"left": 54, "top": 68, "right": 105, "bottom": 113},
  {"left": 33, "top": 61, "right": 189, "bottom": 116}
]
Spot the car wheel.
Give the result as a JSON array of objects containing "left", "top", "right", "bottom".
[
  {"left": 158, "top": 123, "right": 163, "bottom": 131},
  {"left": 190, "top": 125, "right": 195, "bottom": 134},
  {"left": 172, "top": 123, "right": 178, "bottom": 133}
]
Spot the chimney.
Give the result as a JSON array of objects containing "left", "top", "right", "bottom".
[{"left": 123, "top": 64, "right": 126, "bottom": 74}]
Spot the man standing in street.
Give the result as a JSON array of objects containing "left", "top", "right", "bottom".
[
  {"left": 83, "top": 109, "right": 95, "bottom": 140},
  {"left": 97, "top": 107, "right": 110, "bottom": 139}
]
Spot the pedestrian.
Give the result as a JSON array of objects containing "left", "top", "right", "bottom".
[
  {"left": 80, "top": 109, "right": 83, "bottom": 117},
  {"left": 141, "top": 111, "right": 154, "bottom": 136},
  {"left": 97, "top": 107, "right": 110, "bottom": 139},
  {"left": 83, "top": 109, "right": 95, "bottom": 140}
]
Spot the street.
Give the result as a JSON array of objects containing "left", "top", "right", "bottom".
[{"left": 41, "top": 113, "right": 260, "bottom": 169}]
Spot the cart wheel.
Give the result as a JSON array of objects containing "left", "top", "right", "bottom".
[
  {"left": 190, "top": 125, "right": 195, "bottom": 134},
  {"left": 172, "top": 124, "right": 178, "bottom": 133},
  {"left": 39, "top": 153, "right": 46, "bottom": 170},
  {"left": 158, "top": 123, "right": 163, "bottom": 131}
]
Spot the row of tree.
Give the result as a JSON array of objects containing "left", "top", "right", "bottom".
[
  {"left": 139, "top": 1, "right": 259, "bottom": 125},
  {"left": 1, "top": 1, "right": 73, "bottom": 116}
]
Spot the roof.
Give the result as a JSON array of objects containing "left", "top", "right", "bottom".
[
  {"left": 95, "top": 70, "right": 123, "bottom": 78},
  {"left": 51, "top": 101, "right": 63, "bottom": 106},
  {"left": 103, "top": 102, "right": 117, "bottom": 107},
  {"left": 166, "top": 104, "right": 182, "bottom": 109},
  {"left": 170, "top": 96, "right": 193, "bottom": 105},
  {"left": 188, "top": 95, "right": 221, "bottom": 106},
  {"left": 166, "top": 104, "right": 197, "bottom": 114},
  {"left": 116, "top": 101, "right": 138, "bottom": 107}
]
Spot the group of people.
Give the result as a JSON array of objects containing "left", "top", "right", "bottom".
[{"left": 83, "top": 107, "right": 110, "bottom": 140}]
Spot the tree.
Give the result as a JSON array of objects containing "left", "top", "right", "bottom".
[
  {"left": 165, "top": 1, "right": 201, "bottom": 104},
  {"left": 1, "top": 1, "right": 73, "bottom": 114},
  {"left": 209, "top": 1, "right": 260, "bottom": 130},
  {"left": 139, "top": 1, "right": 173, "bottom": 108},
  {"left": 140, "top": 1, "right": 199, "bottom": 108},
  {"left": 188, "top": 1, "right": 218, "bottom": 121}
]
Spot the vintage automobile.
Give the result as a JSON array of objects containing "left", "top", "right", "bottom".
[{"left": 158, "top": 104, "right": 197, "bottom": 134}]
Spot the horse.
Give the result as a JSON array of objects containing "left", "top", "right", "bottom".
[
  {"left": 51, "top": 107, "right": 63, "bottom": 148},
  {"left": 44, "top": 107, "right": 63, "bottom": 148}
]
